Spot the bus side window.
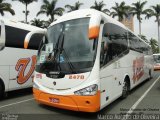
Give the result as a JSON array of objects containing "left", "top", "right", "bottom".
[
  {"left": 101, "top": 23, "right": 128, "bottom": 67},
  {"left": 100, "top": 37, "right": 112, "bottom": 67}
]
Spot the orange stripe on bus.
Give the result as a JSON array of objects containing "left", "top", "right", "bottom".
[
  {"left": 24, "top": 40, "right": 28, "bottom": 49},
  {"left": 33, "top": 88, "right": 100, "bottom": 112},
  {"left": 88, "top": 26, "right": 100, "bottom": 39}
]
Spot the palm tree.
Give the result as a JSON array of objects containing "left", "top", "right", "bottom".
[
  {"left": 90, "top": 1, "right": 110, "bottom": 15},
  {"left": 37, "top": 0, "right": 64, "bottom": 22},
  {"left": 30, "top": 18, "right": 45, "bottom": 28},
  {"left": 138, "top": 34, "right": 149, "bottom": 43},
  {"left": 65, "top": 1, "right": 83, "bottom": 12},
  {"left": 111, "top": 1, "right": 130, "bottom": 21},
  {"left": 131, "top": 1, "right": 150, "bottom": 35},
  {"left": 146, "top": 4, "right": 160, "bottom": 50},
  {"left": 0, "top": 0, "right": 15, "bottom": 16},
  {"left": 150, "top": 38, "right": 159, "bottom": 53},
  {"left": 12, "top": 0, "right": 37, "bottom": 23}
]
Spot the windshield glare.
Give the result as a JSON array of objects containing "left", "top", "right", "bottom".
[{"left": 36, "top": 18, "right": 98, "bottom": 74}]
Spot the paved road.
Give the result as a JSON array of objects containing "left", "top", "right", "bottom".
[{"left": 0, "top": 72, "right": 160, "bottom": 120}]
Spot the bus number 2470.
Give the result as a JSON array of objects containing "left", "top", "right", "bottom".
[{"left": 69, "top": 75, "right": 84, "bottom": 80}]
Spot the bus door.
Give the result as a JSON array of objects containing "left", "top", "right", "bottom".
[
  {"left": 100, "top": 37, "right": 120, "bottom": 107},
  {"left": 100, "top": 23, "right": 129, "bottom": 107}
]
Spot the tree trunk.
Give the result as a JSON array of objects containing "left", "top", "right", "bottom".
[
  {"left": 51, "top": 15, "right": 54, "bottom": 22},
  {"left": 25, "top": 3, "right": 28, "bottom": 23},
  {"left": 158, "top": 21, "right": 160, "bottom": 52},
  {"left": 139, "top": 20, "right": 141, "bottom": 35}
]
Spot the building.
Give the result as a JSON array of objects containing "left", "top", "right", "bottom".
[{"left": 121, "top": 14, "right": 134, "bottom": 32}]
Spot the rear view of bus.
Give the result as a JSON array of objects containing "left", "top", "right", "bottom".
[{"left": 33, "top": 10, "right": 100, "bottom": 112}]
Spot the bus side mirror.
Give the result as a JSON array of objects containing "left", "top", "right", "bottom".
[
  {"left": 0, "top": 20, "right": 6, "bottom": 50},
  {"left": 88, "top": 14, "right": 101, "bottom": 40},
  {"left": 24, "top": 30, "right": 46, "bottom": 49}
]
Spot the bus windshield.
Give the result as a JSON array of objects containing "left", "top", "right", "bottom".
[{"left": 36, "top": 18, "right": 98, "bottom": 74}]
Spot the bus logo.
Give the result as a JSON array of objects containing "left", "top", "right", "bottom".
[{"left": 15, "top": 55, "right": 36, "bottom": 84}]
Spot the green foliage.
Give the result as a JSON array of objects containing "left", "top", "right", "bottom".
[
  {"left": 149, "top": 38, "right": 159, "bottom": 53},
  {"left": 0, "top": 0, "right": 15, "bottom": 16},
  {"left": 65, "top": 1, "right": 83, "bottom": 12},
  {"left": 131, "top": 1, "right": 150, "bottom": 34},
  {"left": 37, "top": 0, "right": 64, "bottom": 22},
  {"left": 12, "top": 0, "right": 37, "bottom": 23},
  {"left": 111, "top": 1, "right": 130, "bottom": 21},
  {"left": 91, "top": 1, "right": 110, "bottom": 15},
  {"left": 30, "top": 18, "right": 45, "bottom": 28},
  {"left": 12, "top": 0, "right": 37, "bottom": 5}
]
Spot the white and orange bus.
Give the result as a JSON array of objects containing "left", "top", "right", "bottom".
[
  {"left": 0, "top": 19, "right": 43, "bottom": 98},
  {"left": 19, "top": 9, "right": 153, "bottom": 112}
]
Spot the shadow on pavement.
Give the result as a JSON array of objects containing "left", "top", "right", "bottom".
[{"left": 0, "top": 88, "right": 32, "bottom": 101}]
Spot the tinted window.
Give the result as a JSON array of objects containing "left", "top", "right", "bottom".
[
  {"left": 129, "top": 32, "right": 150, "bottom": 54},
  {"left": 100, "top": 23, "right": 128, "bottom": 66},
  {"left": 128, "top": 32, "right": 141, "bottom": 52},
  {"left": 5, "top": 26, "right": 29, "bottom": 48},
  {"left": 5, "top": 25, "right": 42, "bottom": 50}
]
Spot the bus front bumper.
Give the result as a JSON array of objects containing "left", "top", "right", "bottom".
[{"left": 33, "top": 88, "right": 100, "bottom": 112}]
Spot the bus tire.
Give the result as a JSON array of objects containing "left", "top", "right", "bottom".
[
  {"left": 149, "top": 69, "right": 152, "bottom": 79},
  {"left": 121, "top": 77, "right": 130, "bottom": 99},
  {"left": 0, "top": 80, "right": 5, "bottom": 99}
]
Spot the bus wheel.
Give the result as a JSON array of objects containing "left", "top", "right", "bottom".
[
  {"left": 121, "top": 78, "right": 130, "bottom": 99},
  {"left": 149, "top": 69, "right": 152, "bottom": 79},
  {"left": 0, "top": 81, "right": 4, "bottom": 99}
]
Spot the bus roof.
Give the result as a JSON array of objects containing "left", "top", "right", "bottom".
[
  {"left": 1, "top": 18, "right": 43, "bottom": 31},
  {"left": 50, "top": 9, "right": 150, "bottom": 47},
  {"left": 50, "top": 9, "right": 126, "bottom": 29}
]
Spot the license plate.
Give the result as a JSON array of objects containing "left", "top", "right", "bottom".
[{"left": 49, "top": 97, "right": 59, "bottom": 103}]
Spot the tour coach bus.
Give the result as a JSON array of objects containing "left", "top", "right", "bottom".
[
  {"left": 0, "top": 19, "right": 43, "bottom": 98},
  {"left": 18, "top": 9, "right": 153, "bottom": 112}
]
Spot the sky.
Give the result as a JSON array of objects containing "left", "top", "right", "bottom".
[{"left": 2, "top": 0, "right": 160, "bottom": 41}]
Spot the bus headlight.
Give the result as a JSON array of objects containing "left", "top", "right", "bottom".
[{"left": 74, "top": 84, "right": 98, "bottom": 96}]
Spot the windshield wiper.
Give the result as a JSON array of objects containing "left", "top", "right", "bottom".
[
  {"left": 58, "top": 33, "right": 77, "bottom": 74},
  {"left": 47, "top": 31, "right": 65, "bottom": 71},
  {"left": 63, "top": 49, "right": 77, "bottom": 74}
]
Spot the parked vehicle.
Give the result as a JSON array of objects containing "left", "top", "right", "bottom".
[
  {"left": 0, "top": 19, "right": 43, "bottom": 98},
  {"left": 11, "top": 9, "right": 153, "bottom": 112}
]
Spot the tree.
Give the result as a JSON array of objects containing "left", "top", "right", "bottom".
[
  {"left": 150, "top": 38, "right": 159, "bottom": 53},
  {"left": 138, "top": 34, "right": 149, "bottom": 44},
  {"left": 110, "top": 1, "right": 130, "bottom": 21},
  {"left": 131, "top": 1, "right": 150, "bottom": 35},
  {"left": 30, "top": 18, "right": 45, "bottom": 28},
  {"left": 65, "top": 1, "right": 83, "bottom": 12},
  {"left": 0, "top": 0, "right": 15, "bottom": 16},
  {"left": 12, "top": 0, "right": 37, "bottom": 23},
  {"left": 37, "top": 0, "right": 64, "bottom": 22},
  {"left": 146, "top": 4, "right": 160, "bottom": 50},
  {"left": 90, "top": 1, "right": 110, "bottom": 15}
]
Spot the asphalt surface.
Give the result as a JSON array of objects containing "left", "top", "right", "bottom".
[{"left": 0, "top": 72, "right": 160, "bottom": 120}]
